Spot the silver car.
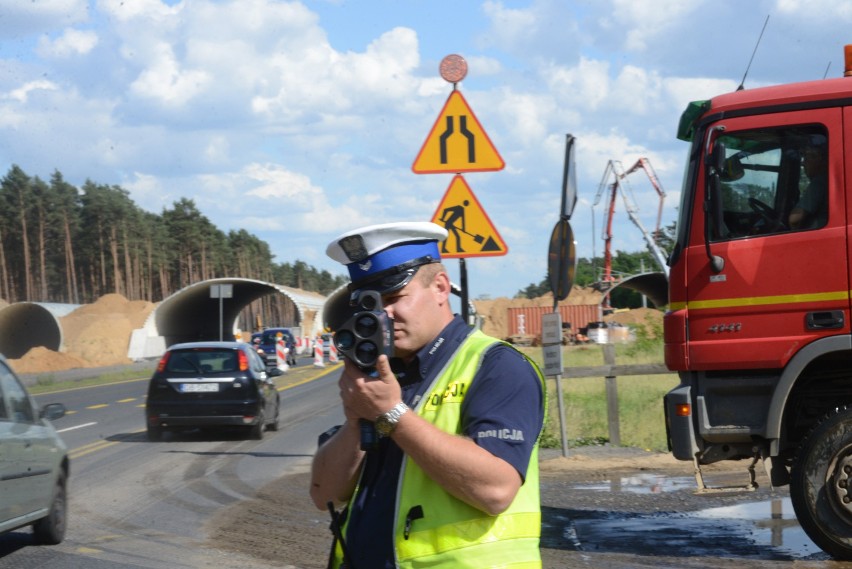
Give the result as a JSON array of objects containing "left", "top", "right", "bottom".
[{"left": 0, "top": 355, "right": 68, "bottom": 544}]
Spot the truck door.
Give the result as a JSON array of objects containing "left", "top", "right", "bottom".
[{"left": 684, "top": 109, "right": 848, "bottom": 370}]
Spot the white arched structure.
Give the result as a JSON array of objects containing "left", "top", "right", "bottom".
[{"left": 128, "top": 278, "right": 327, "bottom": 360}]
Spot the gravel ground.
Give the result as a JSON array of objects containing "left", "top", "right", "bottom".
[{"left": 206, "top": 445, "right": 833, "bottom": 569}]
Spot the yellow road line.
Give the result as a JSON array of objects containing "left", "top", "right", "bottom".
[
  {"left": 35, "top": 376, "right": 151, "bottom": 395},
  {"left": 277, "top": 363, "right": 342, "bottom": 392},
  {"left": 70, "top": 438, "right": 119, "bottom": 459}
]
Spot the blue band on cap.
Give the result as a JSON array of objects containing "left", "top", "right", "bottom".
[{"left": 346, "top": 241, "right": 440, "bottom": 283}]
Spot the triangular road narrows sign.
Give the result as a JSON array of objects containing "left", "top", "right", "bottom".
[
  {"left": 412, "top": 90, "right": 504, "bottom": 174},
  {"left": 431, "top": 175, "right": 508, "bottom": 258}
]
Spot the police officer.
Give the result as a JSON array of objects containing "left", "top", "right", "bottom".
[{"left": 310, "top": 221, "right": 546, "bottom": 568}]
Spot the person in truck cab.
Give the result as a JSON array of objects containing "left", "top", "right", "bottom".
[{"left": 789, "top": 141, "right": 828, "bottom": 230}]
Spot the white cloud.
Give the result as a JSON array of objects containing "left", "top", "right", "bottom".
[
  {"left": 496, "top": 90, "right": 556, "bottom": 149},
  {"left": 129, "top": 42, "right": 211, "bottom": 106},
  {"left": 481, "top": 1, "right": 539, "bottom": 50},
  {"left": 244, "top": 163, "right": 321, "bottom": 202},
  {"left": 610, "top": 65, "right": 664, "bottom": 115},
  {"left": 5, "top": 80, "right": 58, "bottom": 103},
  {"left": 194, "top": 163, "right": 369, "bottom": 235},
  {"left": 96, "top": 0, "right": 182, "bottom": 23},
  {"left": 123, "top": 171, "right": 170, "bottom": 209},
  {"left": 608, "top": 0, "right": 704, "bottom": 52},
  {"left": 251, "top": 26, "right": 421, "bottom": 120},
  {"left": 664, "top": 77, "right": 740, "bottom": 109},
  {"left": 774, "top": 0, "right": 852, "bottom": 20},
  {"left": 545, "top": 57, "right": 611, "bottom": 111},
  {"left": 37, "top": 28, "right": 98, "bottom": 58}
]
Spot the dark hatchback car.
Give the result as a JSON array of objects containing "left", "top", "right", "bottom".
[{"left": 145, "top": 342, "right": 282, "bottom": 441}]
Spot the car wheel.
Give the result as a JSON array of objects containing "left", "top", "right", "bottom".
[
  {"left": 33, "top": 470, "right": 67, "bottom": 545},
  {"left": 147, "top": 424, "right": 163, "bottom": 441},
  {"left": 268, "top": 399, "right": 280, "bottom": 432},
  {"left": 249, "top": 411, "right": 265, "bottom": 440},
  {"left": 791, "top": 405, "right": 852, "bottom": 559}
]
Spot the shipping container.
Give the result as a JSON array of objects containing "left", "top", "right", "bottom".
[{"left": 506, "top": 305, "right": 601, "bottom": 339}]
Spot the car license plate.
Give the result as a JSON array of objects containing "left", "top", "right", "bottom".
[{"left": 181, "top": 383, "right": 219, "bottom": 393}]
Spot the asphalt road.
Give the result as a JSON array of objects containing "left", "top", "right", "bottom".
[
  {"left": 2, "top": 357, "right": 851, "bottom": 568},
  {"left": 1, "top": 358, "right": 342, "bottom": 568}
]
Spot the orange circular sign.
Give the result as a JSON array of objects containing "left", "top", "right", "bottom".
[{"left": 439, "top": 54, "right": 468, "bottom": 83}]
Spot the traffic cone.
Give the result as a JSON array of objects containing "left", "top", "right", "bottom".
[
  {"left": 313, "top": 338, "right": 325, "bottom": 367},
  {"left": 276, "top": 339, "right": 289, "bottom": 372},
  {"left": 328, "top": 340, "right": 339, "bottom": 364}
]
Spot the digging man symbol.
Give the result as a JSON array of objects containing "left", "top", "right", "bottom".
[
  {"left": 439, "top": 200, "right": 470, "bottom": 253},
  {"left": 428, "top": 175, "right": 507, "bottom": 257}
]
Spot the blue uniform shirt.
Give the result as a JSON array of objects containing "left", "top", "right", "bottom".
[{"left": 328, "top": 316, "right": 544, "bottom": 568}]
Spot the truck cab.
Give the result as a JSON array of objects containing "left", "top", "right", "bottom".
[{"left": 663, "top": 54, "right": 852, "bottom": 559}]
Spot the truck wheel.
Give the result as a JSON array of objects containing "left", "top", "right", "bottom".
[{"left": 791, "top": 405, "right": 852, "bottom": 559}]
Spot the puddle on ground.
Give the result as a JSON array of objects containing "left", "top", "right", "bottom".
[
  {"left": 564, "top": 476, "right": 824, "bottom": 559},
  {"left": 572, "top": 473, "right": 696, "bottom": 494},
  {"left": 689, "top": 498, "right": 819, "bottom": 558}
]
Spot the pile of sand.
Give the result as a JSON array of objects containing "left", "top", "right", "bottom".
[
  {"left": 8, "top": 293, "right": 156, "bottom": 374},
  {"left": 605, "top": 307, "right": 663, "bottom": 335},
  {"left": 10, "top": 346, "right": 90, "bottom": 374}
]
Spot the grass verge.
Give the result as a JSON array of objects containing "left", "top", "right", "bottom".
[{"left": 520, "top": 339, "right": 678, "bottom": 452}]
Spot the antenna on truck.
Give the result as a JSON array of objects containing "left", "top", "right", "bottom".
[{"left": 737, "top": 14, "right": 770, "bottom": 91}]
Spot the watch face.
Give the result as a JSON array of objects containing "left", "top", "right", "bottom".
[{"left": 375, "top": 417, "right": 393, "bottom": 437}]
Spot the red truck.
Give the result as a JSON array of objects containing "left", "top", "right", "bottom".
[{"left": 663, "top": 45, "right": 852, "bottom": 558}]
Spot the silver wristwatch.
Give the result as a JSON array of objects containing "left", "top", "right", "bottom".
[{"left": 374, "top": 402, "right": 409, "bottom": 437}]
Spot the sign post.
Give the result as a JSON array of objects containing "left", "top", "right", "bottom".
[
  {"left": 542, "top": 312, "right": 568, "bottom": 457},
  {"left": 544, "top": 134, "right": 580, "bottom": 458},
  {"left": 210, "top": 284, "right": 233, "bottom": 341}
]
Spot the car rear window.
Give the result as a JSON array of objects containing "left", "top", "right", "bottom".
[
  {"left": 262, "top": 331, "right": 291, "bottom": 344},
  {"left": 166, "top": 349, "right": 238, "bottom": 373}
]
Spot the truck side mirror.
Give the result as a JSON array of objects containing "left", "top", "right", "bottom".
[{"left": 703, "top": 140, "right": 726, "bottom": 272}]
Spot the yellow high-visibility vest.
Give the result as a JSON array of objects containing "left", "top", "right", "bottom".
[{"left": 334, "top": 330, "right": 546, "bottom": 568}]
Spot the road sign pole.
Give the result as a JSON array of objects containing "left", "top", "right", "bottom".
[
  {"left": 210, "top": 284, "right": 233, "bottom": 342},
  {"left": 459, "top": 258, "right": 469, "bottom": 324},
  {"left": 543, "top": 311, "right": 569, "bottom": 457}
]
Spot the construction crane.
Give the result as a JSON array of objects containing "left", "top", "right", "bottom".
[{"left": 593, "top": 158, "right": 669, "bottom": 287}]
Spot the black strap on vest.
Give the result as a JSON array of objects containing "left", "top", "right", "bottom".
[{"left": 326, "top": 502, "right": 356, "bottom": 569}]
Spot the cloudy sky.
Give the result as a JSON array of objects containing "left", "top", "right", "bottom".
[{"left": 1, "top": 0, "right": 850, "bottom": 300}]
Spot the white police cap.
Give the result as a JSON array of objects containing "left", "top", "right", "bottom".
[{"left": 326, "top": 222, "right": 448, "bottom": 293}]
